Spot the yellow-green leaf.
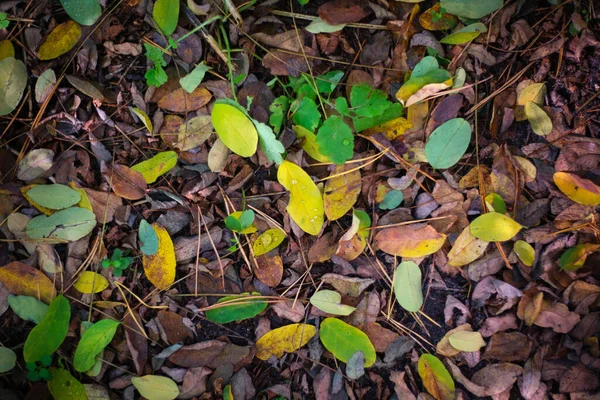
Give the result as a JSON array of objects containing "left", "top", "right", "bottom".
[
  {"left": 447, "top": 226, "right": 489, "bottom": 267},
  {"left": 553, "top": 171, "right": 600, "bottom": 206},
  {"left": 142, "top": 224, "right": 176, "bottom": 289},
  {"left": 393, "top": 261, "right": 423, "bottom": 312},
  {"left": 374, "top": 224, "right": 446, "bottom": 257},
  {"left": 48, "top": 367, "right": 87, "bottom": 400},
  {"left": 131, "top": 151, "right": 177, "bottom": 184},
  {"left": 132, "top": 375, "right": 179, "bottom": 400},
  {"left": 448, "top": 331, "right": 486, "bottom": 352},
  {"left": 277, "top": 160, "right": 324, "bottom": 235},
  {"left": 513, "top": 240, "right": 535, "bottom": 267},
  {"left": 518, "top": 82, "right": 546, "bottom": 106},
  {"left": 418, "top": 354, "right": 455, "bottom": 400},
  {"left": 228, "top": 211, "right": 257, "bottom": 234},
  {"left": 293, "top": 125, "right": 330, "bottom": 163},
  {"left": 440, "top": 22, "right": 487, "bottom": 45},
  {"left": 152, "top": 0, "right": 179, "bottom": 36},
  {"left": 253, "top": 229, "right": 286, "bottom": 257},
  {"left": 211, "top": 102, "right": 258, "bottom": 158},
  {"left": 559, "top": 244, "right": 600, "bottom": 271},
  {"left": 0, "top": 57, "right": 27, "bottom": 116},
  {"left": 0, "top": 40, "right": 14, "bottom": 61},
  {"left": 525, "top": 102, "right": 552, "bottom": 136},
  {"left": 132, "top": 107, "right": 153, "bottom": 134},
  {"left": 38, "top": 20, "right": 82, "bottom": 60},
  {"left": 469, "top": 212, "right": 522, "bottom": 242},
  {"left": 320, "top": 318, "right": 376, "bottom": 367},
  {"left": 73, "top": 271, "right": 109, "bottom": 294},
  {"left": 323, "top": 164, "right": 361, "bottom": 221},
  {"left": 256, "top": 323, "right": 316, "bottom": 360}
]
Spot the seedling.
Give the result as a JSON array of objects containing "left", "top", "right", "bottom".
[
  {"left": 0, "top": 13, "right": 9, "bottom": 29},
  {"left": 101, "top": 249, "right": 133, "bottom": 277},
  {"left": 26, "top": 354, "right": 52, "bottom": 382},
  {"left": 225, "top": 209, "right": 255, "bottom": 233}
]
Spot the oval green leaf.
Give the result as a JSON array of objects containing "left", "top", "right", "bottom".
[
  {"left": 393, "top": 261, "right": 423, "bottom": 312},
  {"left": 253, "top": 228, "right": 286, "bottom": 257},
  {"left": 425, "top": 118, "right": 471, "bottom": 169},
  {"left": 440, "top": 0, "right": 503, "bottom": 19},
  {"left": 440, "top": 22, "right": 487, "bottom": 44},
  {"left": 212, "top": 102, "right": 258, "bottom": 158},
  {"left": 0, "top": 347, "right": 16, "bottom": 373},
  {"left": 59, "top": 0, "right": 102, "bottom": 26},
  {"left": 132, "top": 375, "right": 180, "bottom": 400},
  {"left": 26, "top": 207, "right": 97, "bottom": 242},
  {"left": 48, "top": 368, "right": 87, "bottom": 400},
  {"left": 74, "top": 319, "right": 120, "bottom": 372},
  {"left": 139, "top": 219, "right": 159, "bottom": 256},
  {"left": 310, "top": 290, "right": 356, "bottom": 316},
  {"left": 418, "top": 354, "right": 455, "bottom": 400},
  {"left": 316, "top": 115, "right": 354, "bottom": 165},
  {"left": 484, "top": 193, "right": 507, "bottom": 214},
  {"left": 24, "top": 295, "right": 71, "bottom": 363},
  {"left": 205, "top": 292, "right": 267, "bottom": 324},
  {"left": 525, "top": 102, "right": 552, "bottom": 136},
  {"left": 559, "top": 244, "right": 600, "bottom": 271},
  {"left": 0, "top": 57, "right": 27, "bottom": 116},
  {"left": 513, "top": 240, "right": 535, "bottom": 267},
  {"left": 131, "top": 151, "right": 178, "bottom": 184},
  {"left": 152, "top": 0, "right": 180, "bottom": 36},
  {"left": 320, "top": 317, "right": 376, "bottom": 367},
  {"left": 448, "top": 331, "right": 486, "bottom": 352},
  {"left": 7, "top": 294, "right": 49, "bottom": 324},
  {"left": 469, "top": 212, "right": 522, "bottom": 242},
  {"left": 26, "top": 184, "right": 81, "bottom": 210},
  {"left": 132, "top": 107, "right": 153, "bottom": 134}
]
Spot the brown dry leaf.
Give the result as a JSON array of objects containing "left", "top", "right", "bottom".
[
  {"left": 158, "top": 87, "right": 212, "bottom": 112},
  {"left": 363, "top": 322, "right": 399, "bottom": 353},
  {"left": 254, "top": 251, "right": 283, "bottom": 288},
  {"left": 83, "top": 188, "right": 122, "bottom": 224},
  {"left": 472, "top": 363, "right": 523, "bottom": 396},
  {"left": 472, "top": 276, "right": 522, "bottom": 315},
  {"left": 375, "top": 224, "right": 446, "bottom": 257},
  {"left": 124, "top": 311, "right": 148, "bottom": 376},
  {"left": 483, "top": 332, "right": 533, "bottom": 362},
  {"left": 559, "top": 364, "right": 599, "bottom": 393},
  {"left": 272, "top": 301, "right": 306, "bottom": 323},
  {"left": 323, "top": 164, "right": 361, "bottom": 221},
  {"left": 426, "top": 94, "right": 463, "bottom": 135},
  {"left": 307, "top": 232, "right": 337, "bottom": 263},
  {"left": 105, "top": 164, "right": 147, "bottom": 200},
  {"left": 533, "top": 300, "right": 580, "bottom": 334},
  {"left": 318, "top": 0, "right": 371, "bottom": 25},
  {"left": 156, "top": 310, "right": 194, "bottom": 345},
  {"left": 335, "top": 234, "right": 365, "bottom": 261},
  {"left": 419, "top": 4, "right": 458, "bottom": 31},
  {"left": 478, "top": 314, "right": 518, "bottom": 337},
  {"left": 0, "top": 261, "right": 57, "bottom": 304},
  {"left": 169, "top": 340, "right": 252, "bottom": 369},
  {"left": 262, "top": 50, "right": 314, "bottom": 77},
  {"left": 321, "top": 273, "right": 374, "bottom": 297}
]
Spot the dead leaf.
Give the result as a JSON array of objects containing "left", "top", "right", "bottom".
[
  {"left": 318, "top": 0, "right": 371, "bottom": 25},
  {"left": 156, "top": 310, "right": 194, "bottom": 345},
  {"left": 158, "top": 87, "right": 212, "bottom": 112},
  {"left": 375, "top": 224, "right": 446, "bottom": 257},
  {"left": 254, "top": 252, "right": 283, "bottom": 288},
  {"left": 124, "top": 311, "right": 148, "bottom": 376},
  {"left": 321, "top": 273, "right": 374, "bottom": 297},
  {"left": 104, "top": 164, "right": 147, "bottom": 200},
  {"left": 483, "top": 332, "right": 533, "bottom": 362},
  {"left": 0, "top": 261, "right": 56, "bottom": 304},
  {"left": 169, "top": 340, "right": 252, "bottom": 369}
]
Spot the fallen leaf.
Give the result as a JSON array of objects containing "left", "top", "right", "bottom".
[
  {"left": 24, "top": 295, "right": 70, "bottom": 362},
  {"left": 447, "top": 225, "right": 489, "bottom": 267},
  {"left": 74, "top": 319, "right": 120, "bottom": 372},
  {"left": 393, "top": 261, "right": 423, "bottom": 312},
  {"left": 37, "top": 20, "right": 81, "bottom": 60},
  {"left": 25, "top": 207, "right": 96, "bottom": 242},
  {"left": 66, "top": 75, "right": 107, "bottom": 101},
  {"left": 0, "top": 261, "right": 56, "bottom": 304},
  {"left": 553, "top": 171, "right": 600, "bottom": 206},
  {"left": 321, "top": 273, "right": 374, "bottom": 297},
  {"left": 320, "top": 318, "right": 376, "bottom": 367},
  {"left": 17, "top": 148, "right": 54, "bottom": 181},
  {"left": 0, "top": 57, "right": 27, "bottom": 116},
  {"left": 158, "top": 87, "right": 212, "bottom": 112},
  {"left": 471, "top": 363, "right": 523, "bottom": 396},
  {"left": 48, "top": 367, "right": 87, "bottom": 400},
  {"left": 310, "top": 290, "right": 356, "bottom": 316},
  {"left": 256, "top": 323, "right": 316, "bottom": 360},
  {"left": 318, "top": 0, "right": 371, "bottom": 25},
  {"left": 59, "top": 0, "right": 102, "bottom": 26},
  {"left": 212, "top": 101, "right": 258, "bottom": 157},
  {"left": 525, "top": 102, "right": 552, "bottom": 136},
  {"left": 469, "top": 212, "right": 522, "bottom": 242},
  {"left": 254, "top": 252, "right": 284, "bottom": 287},
  {"left": 448, "top": 331, "right": 486, "bottom": 352},
  {"left": 425, "top": 118, "right": 472, "bottom": 169},
  {"left": 132, "top": 375, "right": 180, "bottom": 400},
  {"left": 105, "top": 164, "right": 147, "bottom": 200},
  {"left": 418, "top": 354, "right": 455, "bottom": 400},
  {"left": 375, "top": 224, "right": 446, "bottom": 257},
  {"left": 142, "top": 224, "right": 176, "bottom": 289},
  {"left": 205, "top": 293, "right": 267, "bottom": 324},
  {"left": 483, "top": 332, "right": 533, "bottom": 362},
  {"left": 323, "top": 164, "right": 361, "bottom": 221},
  {"left": 131, "top": 151, "right": 178, "bottom": 184},
  {"left": 73, "top": 271, "right": 109, "bottom": 294}
]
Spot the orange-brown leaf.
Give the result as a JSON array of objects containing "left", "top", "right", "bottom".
[{"left": 0, "top": 261, "right": 57, "bottom": 304}]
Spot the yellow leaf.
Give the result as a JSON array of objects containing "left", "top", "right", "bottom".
[
  {"left": 0, "top": 261, "right": 57, "bottom": 304},
  {"left": 448, "top": 331, "right": 486, "bottom": 352},
  {"left": 469, "top": 212, "right": 522, "bottom": 242},
  {"left": 514, "top": 240, "right": 535, "bottom": 267},
  {"left": 142, "top": 224, "right": 176, "bottom": 289},
  {"left": 256, "top": 323, "right": 316, "bottom": 360},
  {"left": 407, "top": 102, "right": 429, "bottom": 132},
  {"left": 132, "top": 108, "right": 153, "bottom": 134},
  {"left": 211, "top": 103, "right": 258, "bottom": 157},
  {"left": 323, "top": 165, "right": 361, "bottom": 221},
  {"left": 517, "top": 82, "right": 546, "bottom": 106},
  {"left": 513, "top": 156, "right": 537, "bottom": 182},
  {"left": 38, "top": 20, "right": 82, "bottom": 60},
  {"left": 524, "top": 102, "right": 552, "bottom": 136},
  {"left": 363, "top": 117, "right": 412, "bottom": 140},
  {"left": 0, "top": 40, "right": 15, "bottom": 61},
  {"left": 73, "top": 271, "right": 109, "bottom": 294},
  {"left": 68, "top": 182, "right": 93, "bottom": 213},
  {"left": 293, "top": 125, "right": 329, "bottom": 163},
  {"left": 375, "top": 225, "right": 446, "bottom": 257},
  {"left": 131, "top": 151, "right": 178, "bottom": 184},
  {"left": 447, "top": 226, "right": 489, "bottom": 267},
  {"left": 277, "top": 161, "right": 324, "bottom": 235},
  {"left": 553, "top": 171, "right": 600, "bottom": 206},
  {"left": 131, "top": 375, "right": 179, "bottom": 400},
  {"left": 253, "top": 229, "right": 286, "bottom": 257}
]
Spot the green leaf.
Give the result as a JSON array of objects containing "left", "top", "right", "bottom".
[
  {"left": 440, "top": 22, "right": 487, "bottom": 44},
  {"left": 269, "top": 96, "right": 289, "bottom": 134},
  {"left": 291, "top": 97, "right": 321, "bottom": 132},
  {"left": 559, "top": 244, "right": 600, "bottom": 271},
  {"left": 253, "top": 228, "right": 286, "bottom": 257},
  {"left": 0, "top": 347, "right": 16, "bottom": 373},
  {"left": 132, "top": 375, "right": 180, "bottom": 400},
  {"left": 225, "top": 210, "right": 255, "bottom": 233},
  {"left": 525, "top": 102, "right": 552, "bottom": 136},
  {"left": 310, "top": 290, "right": 356, "bottom": 315},
  {"left": 353, "top": 102, "right": 403, "bottom": 132},
  {"left": 139, "top": 220, "right": 159, "bottom": 256},
  {"left": 255, "top": 120, "right": 285, "bottom": 165},
  {"left": 418, "top": 354, "right": 455, "bottom": 400},
  {"left": 24, "top": 295, "right": 70, "bottom": 363},
  {"left": 316, "top": 70, "right": 344, "bottom": 96},
  {"left": 350, "top": 84, "right": 390, "bottom": 118},
  {"left": 305, "top": 17, "right": 346, "bottom": 34},
  {"left": 152, "top": 0, "right": 179, "bottom": 36},
  {"left": 59, "top": 0, "right": 102, "bottom": 26},
  {"left": 179, "top": 62, "right": 211, "bottom": 93},
  {"left": 74, "top": 319, "right": 120, "bottom": 372},
  {"left": 379, "top": 190, "right": 404, "bottom": 210},
  {"left": 212, "top": 101, "right": 258, "bottom": 157},
  {"left": 131, "top": 151, "right": 178, "bottom": 184},
  {"left": 7, "top": 295, "right": 49, "bottom": 324},
  {"left": 448, "top": 331, "right": 486, "bottom": 352},
  {"left": 412, "top": 56, "right": 440, "bottom": 78},
  {"left": 316, "top": 116, "right": 354, "bottom": 164},
  {"left": 393, "top": 261, "right": 423, "bottom": 312},
  {"left": 26, "top": 207, "right": 96, "bottom": 242},
  {"left": 425, "top": 118, "right": 471, "bottom": 169},
  {"left": 144, "top": 43, "right": 167, "bottom": 87},
  {"left": 469, "top": 212, "right": 522, "bottom": 242},
  {"left": 26, "top": 184, "right": 81, "bottom": 210},
  {"left": 396, "top": 69, "right": 452, "bottom": 104},
  {"left": 484, "top": 193, "right": 507, "bottom": 214},
  {"left": 354, "top": 209, "right": 371, "bottom": 239},
  {"left": 0, "top": 57, "right": 27, "bottom": 116},
  {"left": 205, "top": 292, "right": 267, "bottom": 324},
  {"left": 47, "top": 368, "right": 87, "bottom": 400},
  {"left": 237, "top": 210, "right": 255, "bottom": 229},
  {"left": 440, "top": 0, "right": 503, "bottom": 19},
  {"left": 320, "top": 318, "right": 376, "bottom": 367},
  {"left": 514, "top": 240, "right": 535, "bottom": 267},
  {"left": 293, "top": 125, "right": 330, "bottom": 163}
]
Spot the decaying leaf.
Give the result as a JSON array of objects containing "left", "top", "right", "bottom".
[{"left": 375, "top": 224, "right": 446, "bottom": 257}]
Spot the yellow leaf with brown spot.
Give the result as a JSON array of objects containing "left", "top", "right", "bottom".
[
  {"left": 38, "top": 20, "right": 82, "bottom": 60},
  {"left": 73, "top": 271, "right": 109, "bottom": 294},
  {"left": 0, "top": 261, "right": 57, "bottom": 304},
  {"left": 323, "top": 164, "right": 361, "bottom": 221},
  {"left": 375, "top": 224, "right": 446, "bottom": 257},
  {"left": 553, "top": 171, "right": 600, "bottom": 206},
  {"left": 256, "top": 323, "right": 316, "bottom": 360},
  {"left": 142, "top": 224, "right": 176, "bottom": 289},
  {"left": 363, "top": 117, "right": 412, "bottom": 140}
]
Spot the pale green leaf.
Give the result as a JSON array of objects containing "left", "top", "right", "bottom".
[
  {"left": 24, "top": 295, "right": 70, "bottom": 363},
  {"left": 310, "top": 290, "right": 356, "bottom": 315},
  {"left": 425, "top": 118, "right": 471, "bottom": 169},
  {"left": 0, "top": 57, "right": 27, "bottom": 116},
  {"left": 132, "top": 375, "right": 180, "bottom": 400},
  {"left": 26, "top": 184, "right": 81, "bottom": 210},
  {"left": 179, "top": 62, "right": 211, "bottom": 93},
  {"left": 8, "top": 295, "right": 49, "bottom": 324},
  {"left": 393, "top": 261, "right": 423, "bottom": 312},
  {"left": 26, "top": 207, "right": 96, "bottom": 242},
  {"left": 153, "top": 0, "right": 179, "bottom": 36}
]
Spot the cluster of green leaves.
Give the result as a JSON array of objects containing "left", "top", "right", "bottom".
[
  {"left": 101, "top": 248, "right": 133, "bottom": 277},
  {"left": 0, "top": 12, "right": 9, "bottom": 29},
  {"left": 225, "top": 209, "right": 255, "bottom": 233},
  {"left": 26, "top": 354, "right": 52, "bottom": 382},
  {"left": 144, "top": 43, "right": 168, "bottom": 87}
]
